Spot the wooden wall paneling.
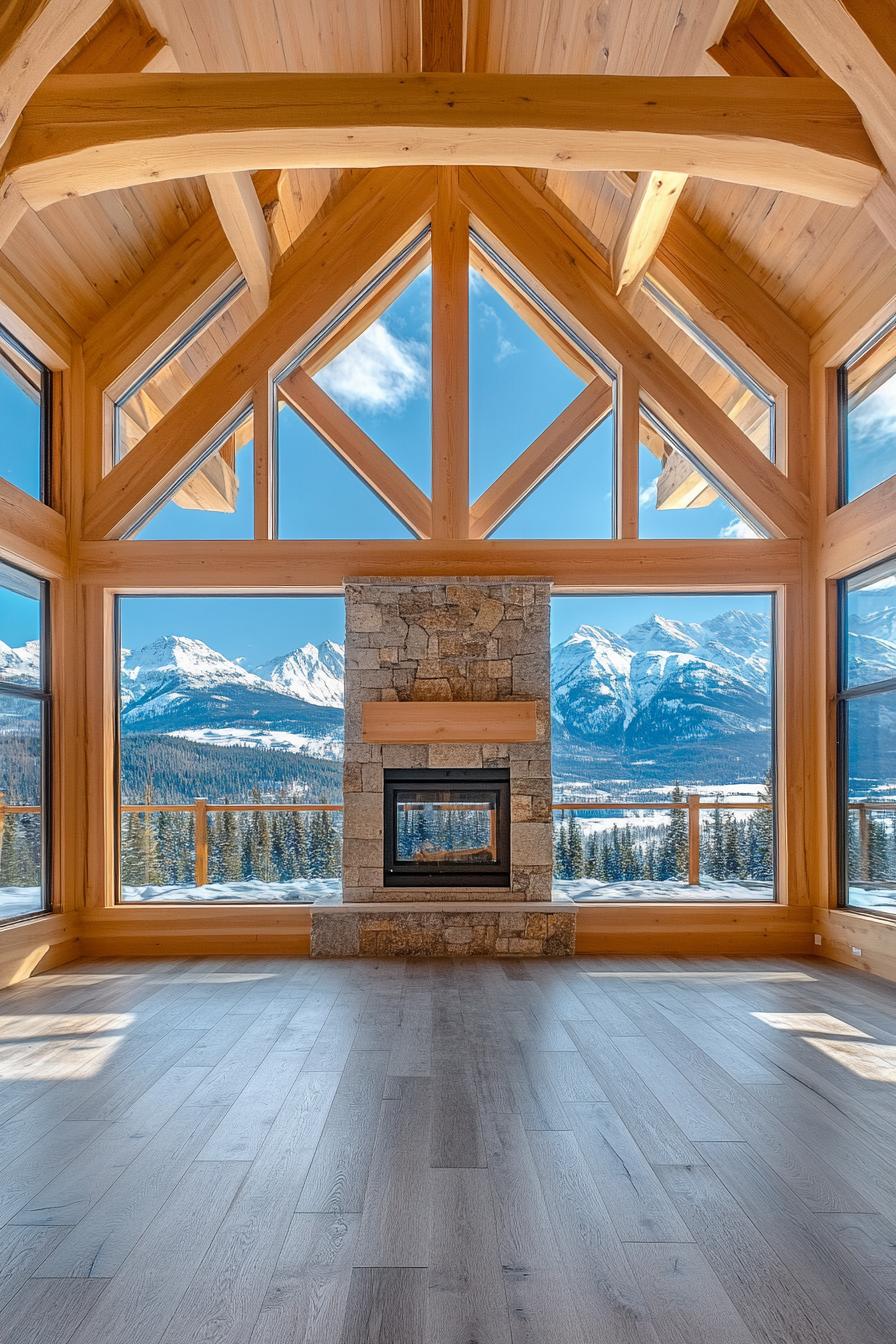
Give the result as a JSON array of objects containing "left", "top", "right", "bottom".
[
  {"left": 468, "top": 379, "right": 614, "bottom": 539},
  {"left": 252, "top": 374, "right": 273, "bottom": 540},
  {"left": 460, "top": 167, "right": 809, "bottom": 539},
  {"left": 79, "top": 903, "right": 311, "bottom": 958},
  {"left": 278, "top": 369, "right": 433, "bottom": 538},
  {"left": 574, "top": 900, "right": 813, "bottom": 956},
  {"left": 75, "top": 538, "right": 803, "bottom": 591},
  {"left": 6, "top": 74, "right": 880, "bottom": 208},
  {"left": 81, "top": 167, "right": 438, "bottom": 541},
  {"left": 83, "top": 586, "right": 117, "bottom": 910},
  {"left": 431, "top": 168, "right": 469, "bottom": 539},
  {"left": 0, "top": 912, "right": 80, "bottom": 988},
  {"left": 618, "top": 368, "right": 640, "bottom": 539}
]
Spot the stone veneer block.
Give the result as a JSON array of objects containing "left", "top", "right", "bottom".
[
  {"left": 310, "top": 899, "right": 576, "bottom": 958},
  {"left": 342, "top": 578, "right": 553, "bottom": 905}
]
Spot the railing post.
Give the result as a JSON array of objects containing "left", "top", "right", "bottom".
[
  {"left": 687, "top": 794, "right": 701, "bottom": 886},
  {"left": 0, "top": 790, "right": 6, "bottom": 868},
  {"left": 857, "top": 802, "right": 869, "bottom": 880},
  {"left": 194, "top": 798, "right": 209, "bottom": 887}
]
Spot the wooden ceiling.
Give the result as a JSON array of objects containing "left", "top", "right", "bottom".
[{"left": 0, "top": 0, "right": 894, "bottom": 348}]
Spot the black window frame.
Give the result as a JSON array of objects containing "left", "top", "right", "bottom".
[
  {"left": 0, "top": 321, "right": 52, "bottom": 506},
  {"left": 837, "top": 555, "right": 896, "bottom": 919},
  {"left": 0, "top": 558, "right": 51, "bottom": 923}
]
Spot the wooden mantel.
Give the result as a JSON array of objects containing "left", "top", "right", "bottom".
[{"left": 361, "top": 700, "right": 538, "bottom": 744}]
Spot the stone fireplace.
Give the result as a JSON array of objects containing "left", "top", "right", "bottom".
[{"left": 310, "top": 577, "right": 575, "bottom": 956}]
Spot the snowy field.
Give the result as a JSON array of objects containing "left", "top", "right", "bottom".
[
  {"left": 120, "top": 877, "right": 339, "bottom": 904},
  {"left": 846, "top": 884, "right": 896, "bottom": 915},
  {"left": 0, "top": 888, "right": 44, "bottom": 919},
  {"left": 554, "top": 877, "right": 774, "bottom": 902}
]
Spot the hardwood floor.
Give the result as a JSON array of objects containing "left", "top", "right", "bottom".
[{"left": 0, "top": 954, "right": 895, "bottom": 1343}]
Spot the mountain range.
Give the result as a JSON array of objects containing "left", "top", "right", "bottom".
[{"left": 4, "top": 606, "right": 895, "bottom": 798}]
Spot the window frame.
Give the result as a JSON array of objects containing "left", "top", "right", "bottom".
[
  {"left": 837, "top": 313, "right": 896, "bottom": 509},
  {"left": 549, "top": 588, "right": 779, "bottom": 903},
  {"left": 0, "top": 321, "right": 52, "bottom": 506},
  {"left": 0, "top": 559, "right": 51, "bottom": 923},
  {"left": 836, "top": 555, "right": 896, "bottom": 918}
]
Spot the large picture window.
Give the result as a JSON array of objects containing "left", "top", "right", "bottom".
[
  {"left": 840, "top": 316, "right": 896, "bottom": 505},
  {"left": 116, "top": 595, "right": 344, "bottom": 904},
  {"left": 839, "top": 557, "right": 896, "bottom": 915},
  {"left": 0, "top": 324, "right": 50, "bottom": 502},
  {"left": 551, "top": 592, "right": 776, "bottom": 902},
  {"left": 0, "top": 561, "right": 49, "bottom": 920}
]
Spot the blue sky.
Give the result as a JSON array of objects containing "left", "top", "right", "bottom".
[{"left": 0, "top": 346, "right": 42, "bottom": 500}]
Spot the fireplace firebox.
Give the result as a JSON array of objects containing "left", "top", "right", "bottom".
[{"left": 383, "top": 768, "right": 511, "bottom": 887}]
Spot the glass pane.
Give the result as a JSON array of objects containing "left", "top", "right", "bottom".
[
  {"left": 843, "top": 556, "right": 896, "bottom": 690},
  {"left": 638, "top": 414, "right": 763, "bottom": 540},
  {"left": 844, "top": 690, "right": 896, "bottom": 914},
  {"left": 470, "top": 264, "right": 588, "bottom": 500},
  {"left": 276, "top": 399, "right": 413, "bottom": 539},
  {"left": 490, "top": 417, "right": 614, "bottom": 540},
  {"left": 114, "top": 280, "right": 253, "bottom": 462},
  {"left": 118, "top": 595, "right": 345, "bottom": 904},
  {"left": 0, "top": 332, "right": 44, "bottom": 500},
  {"left": 395, "top": 793, "right": 498, "bottom": 864},
  {"left": 132, "top": 412, "right": 254, "bottom": 541},
  {"left": 551, "top": 593, "right": 775, "bottom": 902},
  {"left": 0, "top": 695, "right": 43, "bottom": 920},
  {"left": 640, "top": 279, "right": 775, "bottom": 461},
  {"left": 843, "top": 320, "right": 896, "bottom": 504},
  {"left": 313, "top": 264, "right": 432, "bottom": 493},
  {"left": 0, "top": 560, "right": 42, "bottom": 688}
]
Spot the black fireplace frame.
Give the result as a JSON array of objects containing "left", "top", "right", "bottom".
[{"left": 383, "top": 767, "right": 511, "bottom": 888}]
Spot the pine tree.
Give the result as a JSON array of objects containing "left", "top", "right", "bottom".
[
  {"left": 218, "top": 807, "right": 242, "bottom": 883},
  {"left": 567, "top": 814, "right": 585, "bottom": 878}
]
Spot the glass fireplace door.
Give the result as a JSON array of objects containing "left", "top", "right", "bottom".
[{"left": 383, "top": 768, "right": 510, "bottom": 887}]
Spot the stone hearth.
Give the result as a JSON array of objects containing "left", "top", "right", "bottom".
[{"left": 311, "top": 577, "right": 575, "bottom": 957}]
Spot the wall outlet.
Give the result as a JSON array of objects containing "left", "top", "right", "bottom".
[
  {"left": 851, "top": 946, "right": 863, "bottom": 958},
  {"left": 813, "top": 933, "right": 822, "bottom": 946}
]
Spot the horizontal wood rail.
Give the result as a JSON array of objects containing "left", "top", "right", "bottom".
[{"left": 6, "top": 75, "right": 879, "bottom": 207}]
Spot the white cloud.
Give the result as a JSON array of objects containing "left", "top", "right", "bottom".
[
  {"left": 852, "top": 375, "right": 896, "bottom": 439},
  {"left": 477, "top": 302, "right": 519, "bottom": 364},
  {"left": 638, "top": 479, "right": 657, "bottom": 507},
  {"left": 316, "top": 320, "right": 427, "bottom": 414},
  {"left": 720, "top": 516, "right": 756, "bottom": 539}
]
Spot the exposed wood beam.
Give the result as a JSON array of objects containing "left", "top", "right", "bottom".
[
  {"left": 618, "top": 369, "right": 640, "bottom": 539},
  {"left": 205, "top": 171, "right": 272, "bottom": 315},
  {"left": 460, "top": 167, "right": 809, "bottom": 538},
  {"left": 81, "top": 167, "right": 438, "bottom": 540},
  {"left": 0, "top": 0, "right": 107, "bottom": 158},
  {"left": 865, "top": 174, "right": 896, "bottom": 253},
  {"left": 421, "top": 0, "right": 466, "bottom": 71},
  {"left": 63, "top": 5, "right": 169, "bottom": 73},
  {"left": 764, "top": 0, "right": 896, "bottom": 185},
  {"left": 278, "top": 368, "right": 433, "bottom": 539},
  {"left": 0, "top": 478, "right": 68, "bottom": 578},
  {"left": 74, "top": 537, "right": 803, "bottom": 590},
  {"left": 611, "top": 170, "right": 689, "bottom": 298},
  {"left": 469, "top": 378, "right": 613, "bottom": 539},
  {"left": 5, "top": 74, "right": 880, "bottom": 208},
  {"left": 431, "top": 168, "right": 469, "bottom": 539}
]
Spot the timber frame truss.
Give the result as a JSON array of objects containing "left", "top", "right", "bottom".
[{"left": 79, "top": 166, "right": 810, "bottom": 549}]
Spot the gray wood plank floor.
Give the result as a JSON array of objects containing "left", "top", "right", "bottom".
[{"left": 1, "top": 953, "right": 895, "bottom": 1343}]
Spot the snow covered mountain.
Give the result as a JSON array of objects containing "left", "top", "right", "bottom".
[
  {"left": 254, "top": 640, "right": 344, "bottom": 708},
  {"left": 0, "top": 639, "right": 40, "bottom": 686},
  {"left": 120, "top": 635, "right": 343, "bottom": 760}
]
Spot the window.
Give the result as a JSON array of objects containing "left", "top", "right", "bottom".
[
  {"left": 0, "top": 560, "right": 49, "bottom": 920},
  {"left": 469, "top": 235, "right": 615, "bottom": 538},
  {"left": 117, "top": 595, "right": 344, "bottom": 904},
  {"left": 275, "top": 239, "right": 430, "bottom": 539},
  {"left": 838, "top": 557, "right": 896, "bottom": 915},
  {"left": 113, "top": 278, "right": 251, "bottom": 463},
  {"left": 0, "top": 324, "right": 50, "bottom": 501},
  {"left": 638, "top": 406, "right": 765, "bottom": 540},
  {"left": 551, "top": 592, "right": 776, "bottom": 902},
  {"left": 642, "top": 278, "right": 776, "bottom": 463},
  {"left": 129, "top": 410, "right": 255, "bottom": 541},
  {"left": 840, "top": 316, "right": 896, "bottom": 504}
]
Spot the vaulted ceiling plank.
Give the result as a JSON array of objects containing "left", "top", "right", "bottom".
[{"left": 6, "top": 74, "right": 880, "bottom": 208}]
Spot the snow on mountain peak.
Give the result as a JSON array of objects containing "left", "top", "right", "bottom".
[{"left": 253, "top": 641, "right": 345, "bottom": 708}]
